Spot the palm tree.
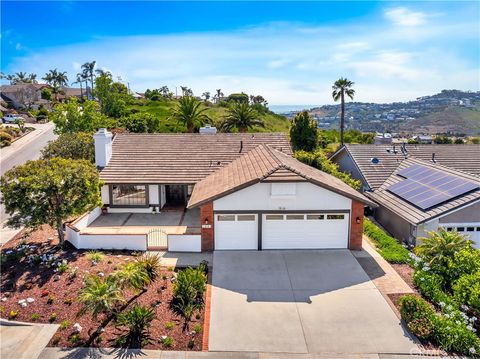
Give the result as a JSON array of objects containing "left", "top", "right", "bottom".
[
  {"left": 15, "top": 72, "right": 28, "bottom": 83},
  {"left": 221, "top": 102, "right": 264, "bottom": 133},
  {"left": 81, "top": 60, "right": 96, "bottom": 94},
  {"left": 27, "top": 73, "right": 37, "bottom": 83},
  {"left": 113, "top": 262, "right": 150, "bottom": 291},
  {"left": 332, "top": 78, "right": 355, "bottom": 146},
  {"left": 202, "top": 92, "right": 211, "bottom": 102},
  {"left": 115, "top": 305, "right": 155, "bottom": 348},
  {"left": 43, "top": 69, "right": 68, "bottom": 101},
  {"left": 160, "top": 86, "right": 169, "bottom": 98},
  {"left": 72, "top": 73, "right": 84, "bottom": 99},
  {"left": 214, "top": 89, "right": 224, "bottom": 103},
  {"left": 78, "top": 274, "right": 124, "bottom": 319},
  {"left": 170, "top": 96, "right": 209, "bottom": 133}
]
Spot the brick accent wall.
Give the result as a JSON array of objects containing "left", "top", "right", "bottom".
[
  {"left": 349, "top": 200, "right": 364, "bottom": 250},
  {"left": 200, "top": 202, "right": 214, "bottom": 251}
]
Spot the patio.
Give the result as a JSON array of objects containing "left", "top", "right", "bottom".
[{"left": 80, "top": 208, "right": 201, "bottom": 236}]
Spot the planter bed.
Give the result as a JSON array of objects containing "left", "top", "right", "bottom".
[{"left": 0, "top": 226, "right": 206, "bottom": 351}]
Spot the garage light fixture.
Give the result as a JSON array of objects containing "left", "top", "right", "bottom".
[{"left": 356, "top": 217, "right": 361, "bottom": 224}]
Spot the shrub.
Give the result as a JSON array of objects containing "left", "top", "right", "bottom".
[
  {"left": 165, "top": 321, "right": 176, "bottom": 330},
  {"left": 121, "top": 113, "right": 161, "bottom": 133},
  {"left": 363, "top": 219, "right": 410, "bottom": 264},
  {"left": 78, "top": 274, "right": 124, "bottom": 319},
  {"left": 63, "top": 298, "right": 74, "bottom": 305},
  {"left": 9, "top": 310, "right": 18, "bottom": 319},
  {"left": 115, "top": 304, "right": 155, "bottom": 348},
  {"left": 51, "top": 335, "right": 61, "bottom": 345},
  {"left": 432, "top": 314, "right": 480, "bottom": 355},
  {"left": 162, "top": 336, "right": 173, "bottom": 347},
  {"left": 0, "top": 131, "right": 13, "bottom": 147},
  {"left": 452, "top": 272, "right": 480, "bottom": 312},
  {"left": 137, "top": 253, "right": 161, "bottom": 282},
  {"left": 188, "top": 338, "right": 195, "bottom": 349},
  {"left": 57, "top": 262, "right": 69, "bottom": 274},
  {"left": 30, "top": 313, "right": 40, "bottom": 321},
  {"left": 193, "top": 323, "right": 202, "bottom": 333},
  {"left": 60, "top": 320, "right": 71, "bottom": 330},
  {"left": 113, "top": 261, "right": 150, "bottom": 291},
  {"left": 399, "top": 295, "right": 436, "bottom": 340},
  {"left": 86, "top": 250, "right": 104, "bottom": 264},
  {"left": 49, "top": 313, "right": 57, "bottom": 323},
  {"left": 69, "top": 333, "right": 81, "bottom": 345}
]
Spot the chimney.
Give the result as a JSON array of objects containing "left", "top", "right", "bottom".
[
  {"left": 432, "top": 153, "right": 436, "bottom": 163},
  {"left": 199, "top": 124, "right": 217, "bottom": 135},
  {"left": 93, "top": 128, "right": 113, "bottom": 168}
]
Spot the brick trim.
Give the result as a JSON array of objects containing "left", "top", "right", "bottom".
[
  {"left": 349, "top": 200, "right": 364, "bottom": 250},
  {"left": 200, "top": 202, "right": 214, "bottom": 251},
  {"left": 202, "top": 267, "right": 212, "bottom": 351}
]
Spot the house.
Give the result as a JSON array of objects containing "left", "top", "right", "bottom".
[
  {"left": 331, "top": 144, "right": 480, "bottom": 246},
  {"left": 0, "top": 83, "right": 50, "bottom": 109},
  {"left": 66, "top": 128, "right": 376, "bottom": 252}
]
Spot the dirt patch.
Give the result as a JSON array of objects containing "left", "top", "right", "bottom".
[
  {"left": 391, "top": 263, "right": 417, "bottom": 292},
  {"left": 0, "top": 226, "right": 206, "bottom": 351}
]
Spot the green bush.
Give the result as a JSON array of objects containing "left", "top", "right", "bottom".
[
  {"left": 432, "top": 314, "right": 480, "bottom": 356},
  {"left": 453, "top": 272, "right": 480, "bottom": 312},
  {"left": 399, "top": 295, "right": 436, "bottom": 340},
  {"left": 115, "top": 304, "right": 155, "bottom": 348},
  {"left": 0, "top": 131, "right": 13, "bottom": 147},
  {"left": 363, "top": 218, "right": 411, "bottom": 264}
]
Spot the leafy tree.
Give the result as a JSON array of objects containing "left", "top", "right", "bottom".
[
  {"left": 170, "top": 96, "right": 209, "bottom": 133},
  {"left": 78, "top": 274, "right": 124, "bottom": 319},
  {"left": 94, "top": 72, "right": 131, "bottom": 118},
  {"left": 0, "top": 158, "right": 102, "bottom": 244},
  {"left": 289, "top": 111, "right": 318, "bottom": 151},
  {"left": 227, "top": 92, "right": 249, "bottom": 103},
  {"left": 434, "top": 135, "right": 453, "bottom": 144},
  {"left": 332, "top": 78, "right": 355, "bottom": 146},
  {"left": 41, "top": 88, "right": 52, "bottom": 101},
  {"left": 42, "top": 132, "right": 95, "bottom": 162},
  {"left": 50, "top": 98, "right": 109, "bottom": 134},
  {"left": 115, "top": 305, "right": 155, "bottom": 348},
  {"left": 221, "top": 102, "right": 264, "bottom": 133},
  {"left": 122, "top": 113, "right": 161, "bottom": 133},
  {"left": 294, "top": 150, "right": 361, "bottom": 190}
]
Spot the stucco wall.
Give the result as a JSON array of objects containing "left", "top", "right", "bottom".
[
  {"left": 375, "top": 205, "right": 413, "bottom": 243},
  {"left": 213, "top": 182, "right": 352, "bottom": 211},
  {"left": 438, "top": 201, "right": 480, "bottom": 223},
  {"left": 332, "top": 150, "right": 369, "bottom": 191},
  {"left": 69, "top": 233, "right": 147, "bottom": 250},
  {"left": 168, "top": 234, "right": 201, "bottom": 252}
]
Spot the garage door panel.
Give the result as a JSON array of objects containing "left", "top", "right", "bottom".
[
  {"left": 215, "top": 214, "right": 258, "bottom": 250},
  {"left": 262, "top": 213, "right": 349, "bottom": 249}
]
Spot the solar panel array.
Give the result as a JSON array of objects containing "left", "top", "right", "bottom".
[{"left": 387, "top": 164, "right": 479, "bottom": 210}]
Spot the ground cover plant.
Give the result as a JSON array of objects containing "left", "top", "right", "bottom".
[
  {"left": 363, "top": 218, "right": 411, "bottom": 264},
  {"left": 398, "top": 229, "right": 480, "bottom": 357},
  {"left": 0, "top": 226, "right": 207, "bottom": 350}
]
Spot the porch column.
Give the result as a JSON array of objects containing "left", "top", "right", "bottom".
[
  {"left": 349, "top": 200, "right": 364, "bottom": 250},
  {"left": 200, "top": 202, "right": 214, "bottom": 251}
]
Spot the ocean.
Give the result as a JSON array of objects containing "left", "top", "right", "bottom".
[{"left": 269, "top": 104, "right": 318, "bottom": 115}]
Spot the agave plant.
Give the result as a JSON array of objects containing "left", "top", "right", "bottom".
[
  {"left": 136, "top": 253, "right": 161, "bottom": 282},
  {"left": 78, "top": 274, "right": 124, "bottom": 319},
  {"left": 115, "top": 304, "right": 155, "bottom": 348}
]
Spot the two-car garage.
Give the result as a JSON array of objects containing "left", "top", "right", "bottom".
[{"left": 214, "top": 212, "right": 350, "bottom": 250}]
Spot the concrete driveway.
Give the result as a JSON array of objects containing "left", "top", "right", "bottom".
[{"left": 209, "top": 250, "right": 417, "bottom": 354}]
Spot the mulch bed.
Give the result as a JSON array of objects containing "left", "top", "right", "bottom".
[
  {"left": 391, "top": 263, "right": 417, "bottom": 293},
  {"left": 0, "top": 226, "right": 206, "bottom": 351}
]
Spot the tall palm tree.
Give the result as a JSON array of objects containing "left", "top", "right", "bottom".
[
  {"left": 42, "top": 69, "right": 68, "bottom": 101},
  {"left": 170, "top": 96, "right": 209, "bottom": 133},
  {"left": 27, "top": 73, "right": 37, "bottom": 83},
  {"left": 332, "top": 78, "right": 355, "bottom": 146},
  {"left": 81, "top": 60, "right": 96, "bottom": 94},
  {"left": 15, "top": 72, "right": 28, "bottom": 82},
  {"left": 214, "top": 89, "right": 224, "bottom": 103},
  {"left": 221, "top": 102, "right": 264, "bottom": 133},
  {"left": 72, "top": 73, "right": 84, "bottom": 99}
]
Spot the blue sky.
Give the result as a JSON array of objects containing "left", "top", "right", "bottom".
[{"left": 1, "top": 1, "right": 479, "bottom": 104}]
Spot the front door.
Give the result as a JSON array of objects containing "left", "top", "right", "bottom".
[{"left": 165, "top": 185, "right": 186, "bottom": 205}]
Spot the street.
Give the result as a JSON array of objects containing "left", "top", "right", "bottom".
[{"left": 0, "top": 122, "right": 57, "bottom": 244}]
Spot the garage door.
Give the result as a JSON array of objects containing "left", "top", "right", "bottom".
[
  {"left": 262, "top": 213, "right": 349, "bottom": 249},
  {"left": 215, "top": 214, "right": 258, "bottom": 250}
]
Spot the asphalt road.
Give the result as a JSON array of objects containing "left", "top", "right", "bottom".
[{"left": 1, "top": 123, "right": 57, "bottom": 229}]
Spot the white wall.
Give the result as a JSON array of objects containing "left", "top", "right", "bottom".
[
  {"left": 108, "top": 207, "right": 153, "bottom": 213},
  {"left": 214, "top": 182, "right": 352, "bottom": 211},
  {"left": 168, "top": 234, "right": 201, "bottom": 252},
  {"left": 70, "top": 233, "right": 147, "bottom": 251},
  {"left": 149, "top": 185, "right": 159, "bottom": 206},
  {"left": 70, "top": 207, "right": 102, "bottom": 231},
  {"left": 101, "top": 186, "right": 109, "bottom": 205}
]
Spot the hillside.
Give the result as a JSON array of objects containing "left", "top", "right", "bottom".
[
  {"left": 399, "top": 106, "right": 480, "bottom": 135},
  {"left": 127, "top": 99, "right": 290, "bottom": 133}
]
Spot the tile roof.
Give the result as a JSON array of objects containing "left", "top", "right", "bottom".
[
  {"left": 99, "top": 133, "right": 292, "bottom": 184},
  {"left": 334, "top": 144, "right": 480, "bottom": 190},
  {"left": 187, "top": 145, "right": 377, "bottom": 208},
  {"left": 365, "top": 158, "right": 480, "bottom": 225}
]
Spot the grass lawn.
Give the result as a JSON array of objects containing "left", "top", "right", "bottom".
[{"left": 0, "top": 226, "right": 207, "bottom": 351}]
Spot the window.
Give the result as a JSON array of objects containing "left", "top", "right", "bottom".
[
  {"left": 446, "top": 227, "right": 453, "bottom": 231},
  {"left": 466, "top": 227, "right": 475, "bottom": 232},
  {"left": 111, "top": 185, "right": 147, "bottom": 206},
  {"left": 266, "top": 214, "right": 284, "bottom": 220},
  {"left": 327, "top": 214, "right": 345, "bottom": 220},
  {"left": 307, "top": 214, "right": 324, "bottom": 220},
  {"left": 237, "top": 215, "right": 256, "bottom": 221},
  {"left": 218, "top": 215, "right": 235, "bottom": 221},
  {"left": 476, "top": 227, "right": 480, "bottom": 232},
  {"left": 457, "top": 227, "right": 465, "bottom": 232},
  {"left": 286, "top": 214, "right": 304, "bottom": 220},
  {"left": 271, "top": 183, "right": 296, "bottom": 196}
]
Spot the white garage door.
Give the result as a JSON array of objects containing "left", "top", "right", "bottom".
[
  {"left": 262, "top": 213, "right": 349, "bottom": 249},
  {"left": 215, "top": 214, "right": 258, "bottom": 250},
  {"left": 441, "top": 223, "right": 480, "bottom": 249}
]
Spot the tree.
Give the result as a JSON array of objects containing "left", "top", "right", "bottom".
[
  {"left": 42, "top": 69, "right": 69, "bottom": 101},
  {"left": 221, "top": 102, "right": 263, "bottom": 133},
  {"left": 0, "top": 158, "right": 102, "bottom": 244},
  {"left": 289, "top": 111, "right": 318, "bottom": 151},
  {"left": 170, "top": 96, "right": 209, "bottom": 133},
  {"left": 94, "top": 72, "right": 130, "bottom": 118},
  {"left": 50, "top": 98, "right": 109, "bottom": 134},
  {"left": 160, "top": 86, "right": 170, "bottom": 98},
  {"left": 202, "top": 92, "right": 211, "bottom": 102},
  {"left": 122, "top": 113, "right": 161, "bottom": 133},
  {"left": 81, "top": 61, "right": 96, "bottom": 94},
  {"left": 41, "top": 88, "right": 52, "bottom": 101},
  {"left": 180, "top": 86, "right": 193, "bottom": 97},
  {"left": 42, "top": 132, "right": 95, "bottom": 162},
  {"left": 72, "top": 73, "right": 84, "bottom": 100},
  {"left": 227, "top": 92, "right": 249, "bottom": 103},
  {"left": 78, "top": 274, "right": 124, "bottom": 319},
  {"left": 332, "top": 78, "right": 355, "bottom": 146}
]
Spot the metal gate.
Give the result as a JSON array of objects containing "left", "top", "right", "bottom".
[{"left": 147, "top": 229, "right": 168, "bottom": 250}]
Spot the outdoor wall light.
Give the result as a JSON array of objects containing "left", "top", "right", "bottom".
[
  {"left": 204, "top": 218, "right": 209, "bottom": 225},
  {"left": 356, "top": 217, "right": 361, "bottom": 224}
]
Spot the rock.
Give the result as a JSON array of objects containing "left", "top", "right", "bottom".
[
  {"left": 1, "top": 298, "right": 7, "bottom": 302},
  {"left": 160, "top": 335, "right": 167, "bottom": 341},
  {"left": 26, "top": 298, "right": 35, "bottom": 303},
  {"left": 20, "top": 302, "right": 27, "bottom": 308},
  {"left": 98, "top": 272, "right": 105, "bottom": 277},
  {"left": 53, "top": 275, "right": 60, "bottom": 281},
  {"left": 18, "top": 299, "right": 26, "bottom": 304},
  {"left": 73, "top": 323, "right": 82, "bottom": 333},
  {"left": 48, "top": 237, "right": 53, "bottom": 240}
]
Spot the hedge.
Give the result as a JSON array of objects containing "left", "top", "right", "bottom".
[{"left": 363, "top": 218, "right": 410, "bottom": 264}]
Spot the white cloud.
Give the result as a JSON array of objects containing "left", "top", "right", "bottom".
[
  {"left": 4, "top": 10, "right": 478, "bottom": 105},
  {"left": 15, "top": 42, "right": 22, "bottom": 50},
  {"left": 384, "top": 7, "right": 429, "bottom": 26}
]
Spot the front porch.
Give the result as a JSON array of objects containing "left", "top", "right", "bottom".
[{"left": 66, "top": 208, "right": 202, "bottom": 252}]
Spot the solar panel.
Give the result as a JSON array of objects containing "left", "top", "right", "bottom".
[{"left": 388, "top": 164, "right": 479, "bottom": 210}]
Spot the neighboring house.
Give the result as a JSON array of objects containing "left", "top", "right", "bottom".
[
  {"left": 331, "top": 144, "right": 480, "bottom": 246},
  {"left": 58, "top": 86, "right": 93, "bottom": 101},
  {"left": 0, "top": 83, "right": 50, "bottom": 109},
  {"left": 66, "top": 128, "right": 376, "bottom": 252}
]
